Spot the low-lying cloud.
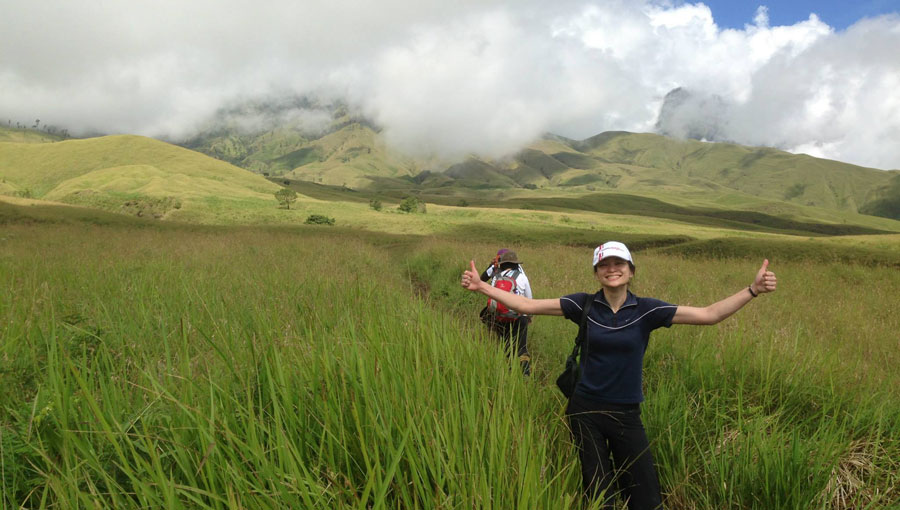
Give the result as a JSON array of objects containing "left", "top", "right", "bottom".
[{"left": 2, "top": 1, "right": 898, "bottom": 169}]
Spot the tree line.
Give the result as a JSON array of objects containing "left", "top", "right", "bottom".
[{"left": 6, "top": 118, "right": 70, "bottom": 138}]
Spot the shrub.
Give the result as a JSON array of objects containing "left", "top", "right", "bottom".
[
  {"left": 369, "top": 198, "right": 383, "bottom": 211},
  {"left": 304, "top": 214, "right": 335, "bottom": 226},
  {"left": 784, "top": 183, "right": 806, "bottom": 200},
  {"left": 120, "top": 196, "right": 181, "bottom": 219}
]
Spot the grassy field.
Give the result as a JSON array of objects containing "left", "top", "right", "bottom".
[{"left": 2, "top": 198, "right": 899, "bottom": 509}]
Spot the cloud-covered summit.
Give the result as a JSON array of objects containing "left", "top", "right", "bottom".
[{"left": 2, "top": 1, "right": 898, "bottom": 169}]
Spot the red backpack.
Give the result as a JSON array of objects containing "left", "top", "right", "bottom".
[{"left": 487, "top": 269, "right": 521, "bottom": 322}]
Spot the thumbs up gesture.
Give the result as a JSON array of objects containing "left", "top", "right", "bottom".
[
  {"left": 461, "top": 260, "right": 482, "bottom": 291},
  {"left": 751, "top": 259, "right": 777, "bottom": 295}
]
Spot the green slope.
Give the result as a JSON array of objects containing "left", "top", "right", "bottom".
[
  {"left": 183, "top": 127, "right": 314, "bottom": 174},
  {"left": 204, "top": 122, "right": 896, "bottom": 220},
  {"left": 0, "top": 126, "right": 64, "bottom": 143},
  {"left": 509, "top": 192, "right": 890, "bottom": 236},
  {"left": 570, "top": 132, "right": 896, "bottom": 213},
  {"left": 859, "top": 173, "right": 900, "bottom": 220},
  {"left": 283, "top": 122, "right": 422, "bottom": 187},
  {"left": 183, "top": 115, "right": 423, "bottom": 187},
  {"left": 179, "top": 113, "right": 900, "bottom": 224},
  {"left": 0, "top": 135, "right": 283, "bottom": 219}
]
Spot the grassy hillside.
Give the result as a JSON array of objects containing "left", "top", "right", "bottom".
[
  {"left": 274, "top": 178, "right": 900, "bottom": 238},
  {"left": 430, "top": 132, "right": 897, "bottom": 221},
  {"left": 183, "top": 118, "right": 899, "bottom": 221},
  {"left": 0, "top": 135, "right": 284, "bottom": 219},
  {"left": 0, "top": 195, "right": 166, "bottom": 228},
  {"left": 284, "top": 122, "right": 422, "bottom": 188},
  {"left": 859, "top": 173, "right": 900, "bottom": 220},
  {"left": 0, "top": 126, "right": 64, "bottom": 143},
  {"left": 183, "top": 126, "right": 314, "bottom": 173},
  {"left": 5, "top": 121, "right": 897, "bottom": 233},
  {"left": 571, "top": 132, "right": 896, "bottom": 213},
  {"left": 182, "top": 111, "right": 424, "bottom": 187}
]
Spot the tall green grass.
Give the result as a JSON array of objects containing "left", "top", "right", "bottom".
[
  {"left": 2, "top": 224, "right": 898, "bottom": 509},
  {"left": 1, "top": 225, "right": 586, "bottom": 509}
]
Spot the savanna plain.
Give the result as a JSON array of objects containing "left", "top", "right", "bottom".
[{"left": 2, "top": 196, "right": 899, "bottom": 510}]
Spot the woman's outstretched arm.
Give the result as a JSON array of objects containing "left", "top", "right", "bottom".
[
  {"left": 461, "top": 260, "right": 564, "bottom": 316},
  {"left": 672, "top": 259, "right": 777, "bottom": 325}
]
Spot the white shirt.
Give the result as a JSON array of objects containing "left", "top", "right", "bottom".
[{"left": 484, "top": 265, "right": 533, "bottom": 300}]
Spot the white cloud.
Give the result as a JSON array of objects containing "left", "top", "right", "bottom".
[{"left": 1, "top": 1, "right": 898, "bottom": 169}]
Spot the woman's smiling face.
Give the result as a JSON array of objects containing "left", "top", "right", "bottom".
[{"left": 594, "top": 256, "right": 633, "bottom": 288}]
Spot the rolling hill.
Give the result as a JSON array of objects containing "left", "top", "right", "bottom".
[
  {"left": 182, "top": 117, "right": 900, "bottom": 221},
  {"left": 4, "top": 118, "right": 899, "bottom": 232},
  {"left": 0, "top": 127, "right": 64, "bottom": 144},
  {"left": 0, "top": 132, "right": 282, "bottom": 219}
]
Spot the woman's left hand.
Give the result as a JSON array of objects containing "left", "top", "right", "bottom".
[
  {"left": 751, "top": 259, "right": 777, "bottom": 295},
  {"left": 461, "top": 260, "right": 482, "bottom": 292}
]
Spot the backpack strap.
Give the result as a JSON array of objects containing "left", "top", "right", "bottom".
[
  {"left": 508, "top": 269, "right": 520, "bottom": 289},
  {"left": 569, "top": 292, "right": 596, "bottom": 363},
  {"left": 493, "top": 268, "right": 520, "bottom": 286}
]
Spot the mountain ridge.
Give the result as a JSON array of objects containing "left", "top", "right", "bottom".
[{"left": 3, "top": 122, "right": 899, "bottom": 226}]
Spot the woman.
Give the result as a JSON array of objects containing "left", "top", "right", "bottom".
[{"left": 460, "top": 241, "right": 777, "bottom": 509}]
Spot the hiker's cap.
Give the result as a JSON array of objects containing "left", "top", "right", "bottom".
[
  {"left": 498, "top": 251, "right": 520, "bottom": 264},
  {"left": 497, "top": 248, "right": 509, "bottom": 256},
  {"left": 592, "top": 242, "right": 633, "bottom": 267}
]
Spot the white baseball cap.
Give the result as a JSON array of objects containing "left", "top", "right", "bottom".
[{"left": 592, "top": 241, "right": 633, "bottom": 267}]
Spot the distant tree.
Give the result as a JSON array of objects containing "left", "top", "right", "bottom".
[
  {"left": 274, "top": 188, "right": 298, "bottom": 209},
  {"left": 457, "top": 199, "right": 469, "bottom": 207},
  {"left": 398, "top": 196, "right": 426, "bottom": 214},
  {"left": 398, "top": 196, "right": 418, "bottom": 213},
  {"left": 369, "top": 198, "right": 382, "bottom": 211},
  {"left": 33, "top": 119, "right": 40, "bottom": 129}
]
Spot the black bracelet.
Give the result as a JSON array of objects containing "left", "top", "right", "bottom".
[{"left": 748, "top": 286, "right": 758, "bottom": 298}]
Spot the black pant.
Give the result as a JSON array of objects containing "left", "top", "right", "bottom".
[
  {"left": 566, "top": 396, "right": 663, "bottom": 510},
  {"left": 495, "top": 318, "right": 529, "bottom": 359},
  {"left": 482, "top": 314, "right": 529, "bottom": 359}
]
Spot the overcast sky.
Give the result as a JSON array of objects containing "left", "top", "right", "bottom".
[{"left": 2, "top": 1, "right": 899, "bottom": 170}]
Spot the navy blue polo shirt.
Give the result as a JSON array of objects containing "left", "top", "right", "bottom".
[{"left": 560, "top": 291, "right": 677, "bottom": 404}]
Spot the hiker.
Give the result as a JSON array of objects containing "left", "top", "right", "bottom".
[
  {"left": 478, "top": 249, "right": 533, "bottom": 375},
  {"left": 460, "top": 241, "right": 777, "bottom": 509}
]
